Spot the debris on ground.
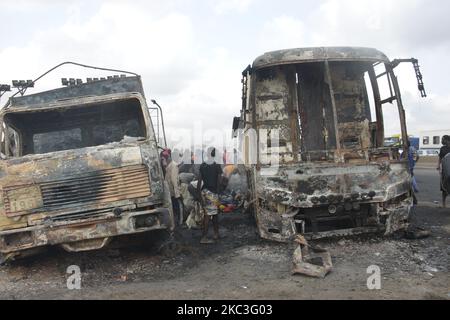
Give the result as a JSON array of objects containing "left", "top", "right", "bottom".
[
  {"left": 292, "top": 235, "right": 332, "bottom": 278},
  {"left": 0, "top": 205, "right": 448, "bottom": 299},
  {"left": 405, "top": 227, "right": 431, "bottom": 239}
]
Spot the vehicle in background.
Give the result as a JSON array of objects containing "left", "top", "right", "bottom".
[
  {"left": 419, "top": 129, "right": 450, "bottom": 153},
  {"left": 0, "top": 62, "right": 173, "bottom": 263},
  {"left": 384, "top": 135, "right": 401, "bottom": 148},
  {"left": 384, "top": 135, "right": 419, "bottom": 149},
  {"left": 417, "top": 149, "right": 439, "bottom": 157},
  {"left": 385, "top": 135, "right": 419, "bottom": 161},
  {"left": 409, "top": 137, "right": 419, "bottom": 150},
  {"left": 233, "top": 47, "right": 427, "bottom": 241}
]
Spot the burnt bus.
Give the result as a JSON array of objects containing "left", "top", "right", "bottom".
[
  {"left": 233, "top": 47, "right": 426, "bottom": 241},
  {"left": 0, "top": 65, "right": 173, "bottom": 262}
]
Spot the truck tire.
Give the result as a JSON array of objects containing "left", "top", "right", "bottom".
[{"left": 146, "top": 229, "right": 182, "bottom": 257}]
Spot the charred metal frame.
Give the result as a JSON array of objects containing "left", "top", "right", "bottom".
[
  {"left": 0, "top": 73, "right": 173, "bottom": 261},
  {"left": 236, "top": 47, "right": 420, "bottom": 241}
]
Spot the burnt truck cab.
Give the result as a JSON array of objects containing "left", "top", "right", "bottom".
[
  {"left": 234, "top": 47, "right": 425, "bottom": 241},
  {"left": 0, "top": 75, "right": 174, "bottom": 261}
]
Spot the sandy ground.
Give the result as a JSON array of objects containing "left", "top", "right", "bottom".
[{"left": 0, "top": 169, "right": 448, "bottom": 300}]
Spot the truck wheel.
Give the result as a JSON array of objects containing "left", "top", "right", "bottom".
[
  {"left": 160, "top": 228, "right": 184, "bottom": 257},
  {"left": 158, "top": 239, "right": 182, "bottom": 258},
  {"left": 147, "top": 229, "right": 182, "bottom": 257}
]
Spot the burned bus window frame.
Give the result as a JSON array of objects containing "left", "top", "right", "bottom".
[{"left": 251, "top": 58, "right": 408, "bottom": 166}]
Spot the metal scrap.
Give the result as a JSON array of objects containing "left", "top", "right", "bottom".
[{"left": 291, "top": 235, "right": 332, "bottom": 278}]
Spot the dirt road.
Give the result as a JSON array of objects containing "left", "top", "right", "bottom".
[{"left": 0, "top": 169, "right": 448, "bottom": 300}]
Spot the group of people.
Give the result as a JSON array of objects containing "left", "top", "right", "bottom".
[
  {"left": 159, "top": 137, "right": 450, "bottom": 243},
  {"left": 160, "top": 147, "right": 228, "bottom": 244}
]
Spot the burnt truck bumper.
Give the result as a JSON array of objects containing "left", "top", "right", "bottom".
[
  {"left": 255, "top": 197, "right": 412, "bottom": 242},
  {"left": 0, "top": 207, "right": 172, "bottom": 257},
  {"left": 253, "top": 162, "right": 413, "bottom": 242}
]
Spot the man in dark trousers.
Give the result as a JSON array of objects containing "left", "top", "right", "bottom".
[
  {"left": 161, "top": 148, "right": 183, "bottom": 226},
  {"left": 197, "top": 147, "right": 223, "bottom": 244},
  {"left": 403, "top": 141, "right": 419, "bottom": 205},
  {"left": 437, "top": 135, "right": 450, "bottom": 208}
]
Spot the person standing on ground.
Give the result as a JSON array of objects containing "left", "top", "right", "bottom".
[
  {"left": 437, "top": 135, "right": 450, "bottom": 208},
  {"left": 404, "top": 141, "right": 430, "bottom": 239},
  {"left": 161, "top": 148, "right": 183, "bottom": 225},
  {"left": 405, "top": 141, "right": 419, "bottom": 205},
  {"left": 197, "top": 147, "right": 223, "bottom": 244}
]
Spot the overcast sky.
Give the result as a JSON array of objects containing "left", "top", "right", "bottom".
[{"left": 1, "top": 0, "right": 449, "bottom": 147}]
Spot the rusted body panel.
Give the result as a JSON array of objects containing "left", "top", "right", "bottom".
[
  {"left": 253, "top": 47, "right": 390, "bottom": 69},
  {"left": 236, "top": 47, "right": 414, "bottom": 241},
  {"left": 0, "top": 76, "right": 173, "bottom": 260}
]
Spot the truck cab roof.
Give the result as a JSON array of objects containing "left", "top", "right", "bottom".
[{"left": 3, "top": 76, "right": 144, "bottom": 113}]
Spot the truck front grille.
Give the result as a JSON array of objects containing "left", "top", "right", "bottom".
[{"left": 40, "top": 165, "right": 151, "bottom": 209}]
